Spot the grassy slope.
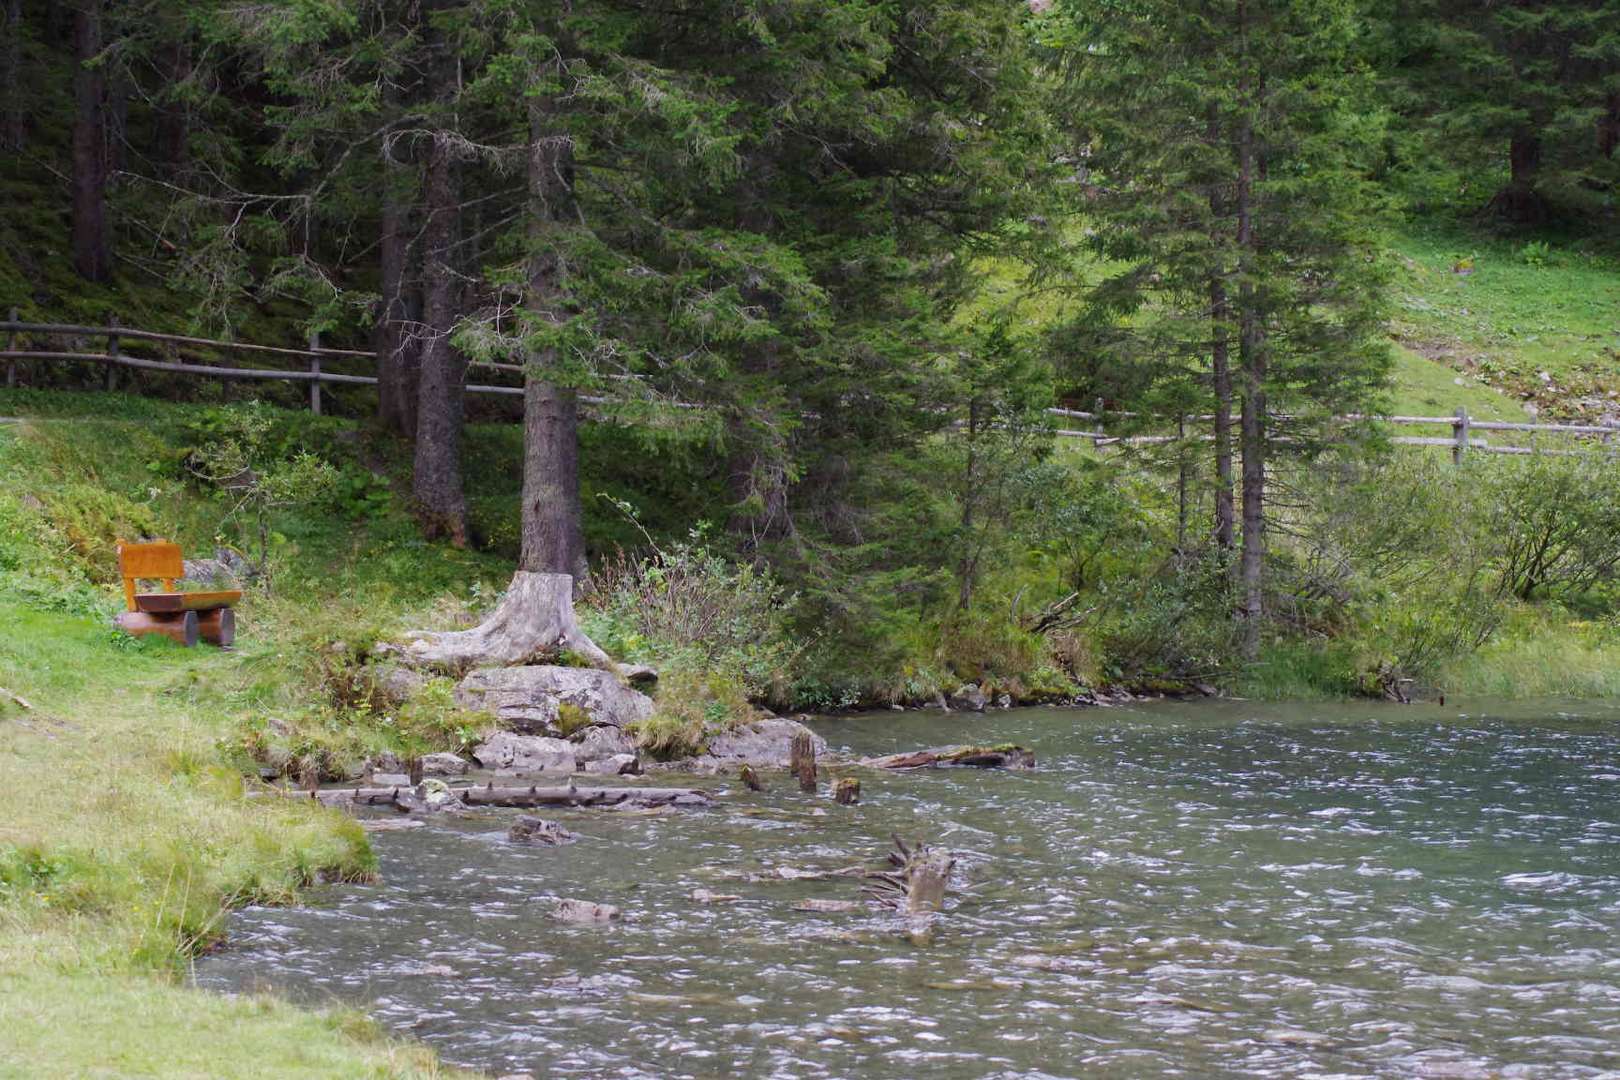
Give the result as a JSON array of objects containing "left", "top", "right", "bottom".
[
  {"left": 1389, "top": 228, "right": 1620, "bottom": 422},
  {"left": 0, "top": 406, "right": 485, "bottom": 1079}
]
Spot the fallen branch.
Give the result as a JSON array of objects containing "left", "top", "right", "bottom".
[
  {"left": 860, "top": 745, "right": 1035, "bottom": 770},
  {"left": 0, "top": 686, "right": 33, "bottom": 711}
]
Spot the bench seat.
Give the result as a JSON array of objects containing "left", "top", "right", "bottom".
[{"left": 133, "top": 589, "right": 243, "bottom": 613}]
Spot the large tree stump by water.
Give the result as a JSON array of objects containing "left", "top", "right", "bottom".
[{"left": 400, "top": 571, "right": 612, "bottom": 672}]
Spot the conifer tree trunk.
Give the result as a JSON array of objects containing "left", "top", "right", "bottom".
[
  {"left": 1235, "top": 95, "right": 1264, "bottom": 661},
  {"left": 2, "top": 0, "right": 24, "bottom": 151},
  {"left": 377, "top": 162, "right": 420, "bottom": 438},
  {"left": 156, "top": 38, "right": 190, "bottom": 170},
  {"left": 1211, "top": 277, "right": 1235, "bottom": 550},
  {"left": 1494, "top": 130, "right": 1545, "bottom": 223},
  {"left": 520, "top": 101, "right": 586, "bottom": 579},
  {"left": 412, "top": 130, "right": 470, "bottom": 545},
  {"left": 72, "top": 0, "right": 110, "bottom": 282}
]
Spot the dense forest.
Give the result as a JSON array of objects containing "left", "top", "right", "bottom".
[
  {"left": 4, "top": 0, "right": 1620, "bottom": 717},
  {"left": 7, "top": 3, "right": 1620, "bottom": 1076}
]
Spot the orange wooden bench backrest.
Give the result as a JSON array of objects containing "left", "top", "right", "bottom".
[{"left": 117, "top": 540, "right": 183, "bottom": 611}]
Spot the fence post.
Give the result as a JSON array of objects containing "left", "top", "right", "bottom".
[
  {"left": 4, "top": 306, "right": 16, "bottom": 388},
  {"left": 1452, "top": 406, "right": 1470, "bottom": 465},
  {"left": 104, "top": 315, "right": 120, "bottom": 392},
  {"left": 308, "top": 329, "right": 322, "bottom": 415}
]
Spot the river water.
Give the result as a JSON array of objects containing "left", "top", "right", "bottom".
[{"left": 194, "top": 700, "right": 1620, "bottom": 1078}]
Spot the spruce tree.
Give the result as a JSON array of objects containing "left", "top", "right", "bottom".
[
  {"left": 1391, "top": 0, "right": 1620, "bottom": 222},
  {"left": 1049, "top": 0, "right": 1391, "bottom": 657}
]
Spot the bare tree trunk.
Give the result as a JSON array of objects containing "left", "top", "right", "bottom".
[
  {"left": 72, "top": 0, "right": 110, "bottom": 282},
  {"left": 2, "top": 0, "right": 24, "bottom": 151},
  {"left": 1601, "top": 92, "right": 1620, "bottom": 159},
  {"left": 521, "top": 100, "right": 586, "bottom": 580},
  {"left": 412, "top": 130, "right": 470, "bottom": 545}
]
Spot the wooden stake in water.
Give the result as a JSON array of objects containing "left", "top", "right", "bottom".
[{"left": 791, "top": 733, "right": 817, "bottom": 793}]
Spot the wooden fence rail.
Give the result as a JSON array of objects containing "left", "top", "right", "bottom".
[{"left": 3, "top": 316, "right": 1615, "bottom": 460}]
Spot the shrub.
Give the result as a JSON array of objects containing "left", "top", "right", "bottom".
[
  {"left": 583, "top": 530, "right": 802, "bottom": 700},
  {"left": 629, "top": 669, "right": 758, "bottom": 760}
]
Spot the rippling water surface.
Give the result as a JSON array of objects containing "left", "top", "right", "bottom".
[{"left": 195, "top": 700, "right": 1620, "bottom": 1078}]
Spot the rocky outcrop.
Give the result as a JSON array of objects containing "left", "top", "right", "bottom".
[
  {"left": 472, "top": 732, "right": 577, "bottom": 773},
  {"left": 455, "top": 665, "right": 653, "bottom": 735},
  {"left": 573, "top": 724, "right": 637, "bottom": 764},
  {"left": 948, "top": 683, "right": 989, "bottom": 713},
  {"left": 693, "top": 717, "right": 827, "bottom": 772}
]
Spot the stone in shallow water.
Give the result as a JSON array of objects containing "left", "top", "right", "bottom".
[
  {"left": 508, "top": 815, "right": 577, "bottom": 846},
  {"left": 553, "top": 898, "right": 620, "bottom": 924},
  {"left": 583, "top": 752, "right": 641, "bottom": 776}
]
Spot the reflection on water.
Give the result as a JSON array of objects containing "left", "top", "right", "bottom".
[{"left": 195, "top": 700, "right": 1620, "bottom": 1078}]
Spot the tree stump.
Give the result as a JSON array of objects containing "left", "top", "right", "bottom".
[
  {"left": 401, "top": 571, "right": 613, "bottom": 672},
  {"left": 739, "top": 763, "right": 764, "bottom": 792},
  {"left": 791, "top": 732, "right": 817, "bottom": 792},
  {"left": 833, "top": 777, "right": 860, "bottom": 805}
]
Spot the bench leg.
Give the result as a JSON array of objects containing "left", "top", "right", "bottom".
[
  {"left": 113, "top": 611, "right": 199, "bottom": 647},
  {"left": 197, "top": 607, "right": 236, "bottom": 647}
]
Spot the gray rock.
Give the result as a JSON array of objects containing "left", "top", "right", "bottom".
[
  {"left": 419, "top": 751, "right": 470, "bottom": 777},
  {"left": 366, "top": 750, "right": 404, "bottom": 775},
  {"left": 553, "top": 898, "right": 620, "bottom": 924},
  {"left": 619, "top": 663, "right": 659, "bottom": 687},
  {"left": 699, "top": 717, "right": 827, "bottom": 769},
  {"left": 371, "top": 772, "right": 413, "bottom": 787},
  {"left": 508, "top": 815, "right": 577, "bottom": 845},
  {"left": 583, "top": 753, "right": 641, "bottom": 776},
  {"left": 573, "top": 724, "right": 637, "bottom": 763},
  {"left": 455, "top": 665, "right": 654, "bottom": 734},
  {"left": 923, "top": 691, "right": 951, "bottom": 711},
  {"left": 949, "top": 683, "right": 988, "bottom": 713},
  {"left": 472, "top": 732, "right": 577, "bottom": 773},
  {"left": 374, "top": 665, "right": 429, "bottom": 706},
  {"left": 995, "top": 693, "right": 1013, "bottom": 709}
]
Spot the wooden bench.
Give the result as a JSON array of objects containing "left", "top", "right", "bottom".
[{"left": 113, "top": 540, "right": 240, "bottom": 647}]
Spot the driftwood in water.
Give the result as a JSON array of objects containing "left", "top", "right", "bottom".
[
  {"left": 791, "top": 732, "right": 818, "bottom": 792},
  {"left": 863, "top": 835, "right": 955, "bottom": 915},
  {"left": 255, "top": 782, "right": 710, "bottom": 810},
  {"left": 860, "top": 744, "right": 1035, "bottom": 771},
  {"left": 833, "top": 777, "right": 861, "bottom": 805},
  {"left": 399, "top": 571, "right": 614, "bottom": 671}
]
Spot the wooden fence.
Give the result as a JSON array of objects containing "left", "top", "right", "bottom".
[{"left": 3, "top": 314, "right": 1616, "bottom": 458}]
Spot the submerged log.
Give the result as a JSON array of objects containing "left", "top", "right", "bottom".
[
  {"left": 254, "top": 783, "right": 711, "bottom": 810},
  {"left": 860, "top": 744, "right": 1035, "bottom": 770}
]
